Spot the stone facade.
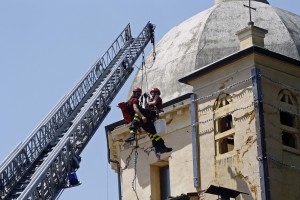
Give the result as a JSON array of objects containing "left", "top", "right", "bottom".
[
  {"left": 181, "top": 47, "right": 300, "bottom": 200},
  {"left": 107, "top": 47, "right": 300, "bottom": 200}
]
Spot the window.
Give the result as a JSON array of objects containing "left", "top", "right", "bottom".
[
  {"left": 150, "top": 163, "right": 170, "bottom": 200},
  {"left": 279, "top": 90, "right": 297, "bottom": 105},
  {"left": 160, "top": 166, "right": 170, "bottom": 200},
  {"left": 214, "top": 93, "right": 232, "bottom": 110},
  {"left": 282, "top": 131, "right": 297, "bottom": 149},
  {"left": 218, "top": 115, "right": 233, "bottom": 133},
  {"left": 280, "top": 111, "right": 295, "bottom": 127},
  {"left": 214, "top": 94, "right": 235, "bottom": 155},
  {"left": 278, "top": 89, "right": 299, "bottom": 150},
  {"left": 219, "top": 135, "right": 235, "bottom": 154}
]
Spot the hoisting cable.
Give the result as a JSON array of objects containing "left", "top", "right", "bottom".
[
  {"left": 131, "top": 132, "right": 140, "bottom": 200},
  {"left": 147, "top": 23, "right": 156, "bottom": 60},
  {"left": 142, "top": 53, "right": 149, "bottom": 92},
  {"left": 139, "top": 53, "right": 150, "bottom": 110},
  {"left": 140, "top": 53, "right": 145, "bottom": 94},
  {"left": 141, "top": 48, "right": 156, "bottom": 71}
]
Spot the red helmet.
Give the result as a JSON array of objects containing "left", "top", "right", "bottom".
[
  {"left": 150, "top": 87, "right": 160, "bottom": 95},
  {"left": 133, "top": 87, "right": 142, "bottom": 93}
]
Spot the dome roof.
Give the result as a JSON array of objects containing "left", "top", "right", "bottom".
[{"left": 130, "top": 0, "right": 300, "bottom": 102}]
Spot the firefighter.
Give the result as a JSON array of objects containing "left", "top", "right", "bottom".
[
  {"left": 125, "top": 87, "right": 172, "bottom": 154},
  {"left": 67, "top": 155, "right": 81, "bottom": 187},
  {"left": 148, "top": 87, "right": 163, "bottom": 115}
]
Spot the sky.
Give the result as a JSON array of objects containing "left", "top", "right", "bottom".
[{"left": 0, "top": 1, "right": 299, "bottom": 199}]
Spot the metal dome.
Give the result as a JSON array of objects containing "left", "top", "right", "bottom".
[{"left": 130, "top": 0, "right": 300, "bottom": 102}]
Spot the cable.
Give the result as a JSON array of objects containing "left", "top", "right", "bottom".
[
  {"left": 132, "top": 148, "right": 140, "bottom": 200},
  {"left": 261, "top": 74, "right": 300, "bottom": 93},
  {"left": 140, "top": 146, "right": 155, "bottom": 156},
  {"left": 139, "top": 52, "right": 150, "bottom": 101},
  {"left": 141, "top": 53, "right": 148, "bottom": 92},
  {"left": 192, "top": 102, "right": 254, "bottom": 127},
  {"left": 122, "top": 148, "right": 135, "bottom": 170},
  {"left": 143, "top": 56, "right": 149, "bottom": 92},
  {"left": 143, "top": 53, "right": 156, "bottom": 70},
  {"left": 268, "top": 154, "right": 300, "bottom": 171},
  {"left": 263, "top": 102, "right": 300, "bottom": 117},
  {"left": 106, "top": 162, "right": 109, "bottom": 200},
  {"left": 193, "top": 76, "right": 253, "bottom": 103}
]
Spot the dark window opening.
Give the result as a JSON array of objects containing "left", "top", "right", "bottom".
[
  {"left": 219, "top": 136, "right": 235, "bottom": 154},
  {"left": 280, "top": 111, "right": 295, "bottom": 127},
  {"left": 218, "top": 115, "right": 233, "bottom": 132},
  {"left": 282, "top": 132, "right": 296, "bottom": 149},
  {"left": 160, "top": 166, "right": 170, "bottom": 200}
]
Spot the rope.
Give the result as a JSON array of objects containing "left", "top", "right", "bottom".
[
  {"left": 139, "top": 52, "right": 149, "bottom": 99},
  {"left": 193, "top": 76, "right": 253, "bottom": 103},
  {"left": 106, "top": 161, "right": 109, "bottom": 200},
  {"left": 192, "top": 102, "right": 254, "bottom": 127},
  {"left": 121, "top": 135, "right": 141, "bottom": 199},
  {"left": 263, "top": 102, "right": 300, "bottom": 117},
  {"left": 132, "top": 148, "right": 140, "bottom": 200},
  {"left": 140, "top": 146, "right": 155, "bottom": 156},
  {"left": 142, "top": 52, "right": 156, "bottom": 70},
  {"left": 141, "top": 57, "right": 144, "bottom": 92},
  {"left": 123, "top": 146, "right": 156, "bottom": 171},
  {"left": 261, "top": 74, "right": 300, "bottom": 93},
  {"left": 141, "top": 53, "right": 149, "bottom": 92},
  {"left": 268, "top": 154, "right": 300, "bottom": 171},
  {"left": 122, "top": 148, "right": 135, "bottom": 170}
]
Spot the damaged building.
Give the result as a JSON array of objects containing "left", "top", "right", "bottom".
[{"left": 106, "top": 0, "right": 300, "bottom": 199}]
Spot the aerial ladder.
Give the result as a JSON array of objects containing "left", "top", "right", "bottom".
[{"left": 0, "top": 22, "right": 155, "bottom": 200}]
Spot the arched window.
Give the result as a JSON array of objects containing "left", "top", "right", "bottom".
[
  {"left": 214, "top": 93, "right": 232, "bottom": 110},
  {"left": 278, "top": 89, "right": 297, "bottom": 105}
]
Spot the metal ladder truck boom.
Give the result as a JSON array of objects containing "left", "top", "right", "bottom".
[{"left": 0, "top": 22, "right": 155, "bottom": 200}]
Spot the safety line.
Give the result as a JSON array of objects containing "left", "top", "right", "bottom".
[
  {"left": 192, "top": 77, "right": 253, "bottom": 103},
  {"left": 261, "top": 74, "right": 300, "bottom": 93}
]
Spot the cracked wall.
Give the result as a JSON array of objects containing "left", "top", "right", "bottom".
[
  {"left": 190, "top": 52, "right": 300, "bottom": 200},
  {"left": 260, "top": 64, "right": 300, "bottom": 200},
  {"left": 195, "top": 71, "right": 260, "bottom": 200}
]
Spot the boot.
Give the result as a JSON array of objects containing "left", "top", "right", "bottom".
[
  {"left": 125, "top": 132, "right": 135, "bottom": 142},
  {"left": 154, "top": 143, "right": 172, "bottom": 154}
]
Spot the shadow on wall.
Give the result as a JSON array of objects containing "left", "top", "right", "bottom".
[{"left": 227, "top": 166, "right": 255, "bottom": 200}]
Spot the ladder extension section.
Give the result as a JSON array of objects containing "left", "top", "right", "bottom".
[{"left": 0, "top": 22, "right": 155, "bottom": 200}]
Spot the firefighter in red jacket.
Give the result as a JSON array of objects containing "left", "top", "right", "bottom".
[
  {"left": 148, "top": 87, "right": 163, "bottom": 115},
  {"left": 125, "top": 87, "right": 172, "bottom": 154}
]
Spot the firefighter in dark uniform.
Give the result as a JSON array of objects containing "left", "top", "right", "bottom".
[{"left": 125, "top": 87, "right": 172, "bottom": 154}]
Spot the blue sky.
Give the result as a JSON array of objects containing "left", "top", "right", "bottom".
[{"left": 0, "top": 1, "right": 299, "bottom": 199}]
